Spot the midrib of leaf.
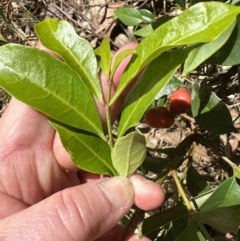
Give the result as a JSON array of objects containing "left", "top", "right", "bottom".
[
  {"left": 216, "top": 178, "right": 235, "bottom": 208},
  {"left": 46, "top": 21, "right": 100, "bottom": 99},
  {"left": 5, "top": 63, "right": 104, "bottom": 140}
]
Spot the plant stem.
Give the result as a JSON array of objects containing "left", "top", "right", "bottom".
[
  {"left": 106, "top": 79, "right": 114, "bottom": 148},
  {"left": 170, "top": 169, "right": 193, "bottom": 213}
]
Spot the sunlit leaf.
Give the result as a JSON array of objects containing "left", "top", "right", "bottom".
[
  {"left": 111, "top": 132, "right": 146, "bottom": 177},
  {"left": 0, "top": 44, "right": 105, "bottom": 139},
  {"left": 94, "top": 38, "right": 111, "bottom": 78},
  {"left": 195, "top": 176, "right": 240, "bottom": 234},
  {"left": 206, "top": 15, "right": 240, "bottom": 66},
  {"left": 134, "top": 16, "right": 173, "bottom": 37},
  {"left": 118, "top": 46, "right": 195, "bottom": 137},
  {"left": 183, "top": 20, "right": 236, "bottom": 76},
  {"left": 111, "top": 49, "right": 136, "bottom": 80},
  {"left": 35, "top": 19, "right": 103, "bottom": 102},
  {"left": 110, "top": 2, "right": 240, "bottom": 105},
  {"left": 52, "top": 122, "right": 116, "bottom": 176}
]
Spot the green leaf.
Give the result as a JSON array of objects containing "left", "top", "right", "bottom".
[
  {"left": 142, "top": 156, "right": 169, "bottom": 173},
  {"left": 34, "top": 19, "right": 103, "bottom": 102},
  {"left": 183, "top": 20, "right": 236, "bottom": 76},
  {"left": 174, "top": 0, "right": 186, "bottom": 10},
  {"left": 194, "top": 82, "right": 237, "bottom": 134},
  {"left": 206, "top": 15, "right": 240, "bottom": 66},
  {"left": 0, "top": 44, "right": 105, "bottom": 139},
  {"left": 154, "top": 76, "right": 184, "bottom": 100},
  {"left": 111, "top": 132, "right": 146, "bottom": 177},
  {"left": 110, "top": 49, "right": 136, "bottom": 80},
  {"left": 195, "top": 176, "right": 240, "bottom": 234},
  {"left": 110, "top": 2, "right": 240, "bottom": 105},
  {"left": 118, "top": 46, "right": 195, "bottom": 137},
  {"left": 187, "top": 166, "right": 212, "bottom": 197},
  {"left": 115, "top": 7, "right": 143, "bottom": 26},
  {"left": 138, "top": 9, "right": 155, "bottom": 23},
  {"left": 134, "top": 16, "right": 173, "bottom": 37},
  {"left": 142, "top": 204, "right": 188, "bottom": 235},
  {"left": 94, "top": 38, "right": 111, "bottom": 79},
  {"left": 191, "top": 83, "right": 201, "bottom": 117},
  {"left": 175, "top": 219, "right": 203, "bottom": 241},
  {"left": 52, "top": 122, "right": 116, "bottom": 176}
]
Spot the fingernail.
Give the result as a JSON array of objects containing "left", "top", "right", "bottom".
[{"left": 99, "top": 177, "right": 134, "bottom": 209}]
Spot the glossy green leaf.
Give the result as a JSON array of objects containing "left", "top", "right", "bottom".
[
  {"left": 34, "top": 19, "right": 103, "bottom": 102},
  {"left": 110, "top": 2, "right": 240, "bottom": 105},
  {"left": 154, "top": 76, "right": 184, "bottom": 100},
  {"left": 183, "top": 20, "right": 236, "bottom": 76},
  {"left": 111, "top": 132, "right": 146, "bottom": 177},
  {"left": 118, "top": 46, "right": 195, "bottom": 137},
  {"left": 52, "top": 122, "right": 116, "bottom": 176},
  {"left": 115, "top": 7, "right": 143, "bottom": 26},
  {"left": 138, "top": 9, "right": 155, "bottom": 23},
  {"left": 206, "top": 15, "right": 240, "bottom": 66},
  {"left": 94, "top": 38, "right": 111, "bottom": 79},
  {"left": 110, "top": 49, "right": 136, "bottom": 80},
  {"left": 0, "top": 44, "right": 105, "bottom": 139},
  {"left": 134, "top": 16, "right": 173, "bottom": 37},
  {"left": 142, "top": 204, "right": 188, "bottom": 235},
  {"left": 195, "top": 176, "right": 240, "bottom": 234},
  {"left": 194, "top": 82, "right": 237, "bottom": 134},
  {"left": 187, "top": 166, "right": 212, "bottom": 197},
  {"left": 175, "top": 219, "right": 203, "bottom": 241}
]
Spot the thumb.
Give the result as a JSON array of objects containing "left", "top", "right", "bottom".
[{"left": 0, "top": 177, "right": 134, "bottom": 241}]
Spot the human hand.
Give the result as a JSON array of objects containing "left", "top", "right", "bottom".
[{"left": 0, "top": 43, "right": 165, "bottom": 241}]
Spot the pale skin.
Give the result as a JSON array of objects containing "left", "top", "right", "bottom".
[{"left": 0, "top": 43, "right": 165, "bottom": 241}]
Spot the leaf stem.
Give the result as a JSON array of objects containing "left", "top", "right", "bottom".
[
  {"left": 105, "top": 79, "right": 114, "bottom": 148},
  {"left": 170, "top": 169, "right": 193, "bottom": 213}
]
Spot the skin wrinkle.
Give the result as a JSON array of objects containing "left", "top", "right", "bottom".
[{"left": 56, "top": 188, "right": 89, "bottom": 240}]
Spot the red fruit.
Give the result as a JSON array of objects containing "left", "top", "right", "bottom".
[
  {"left": 169, "top": 88, "right": 191, "bottom": 115},
  {"left": 145, "top": 107, "right": 175, "bottom": 128}
]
